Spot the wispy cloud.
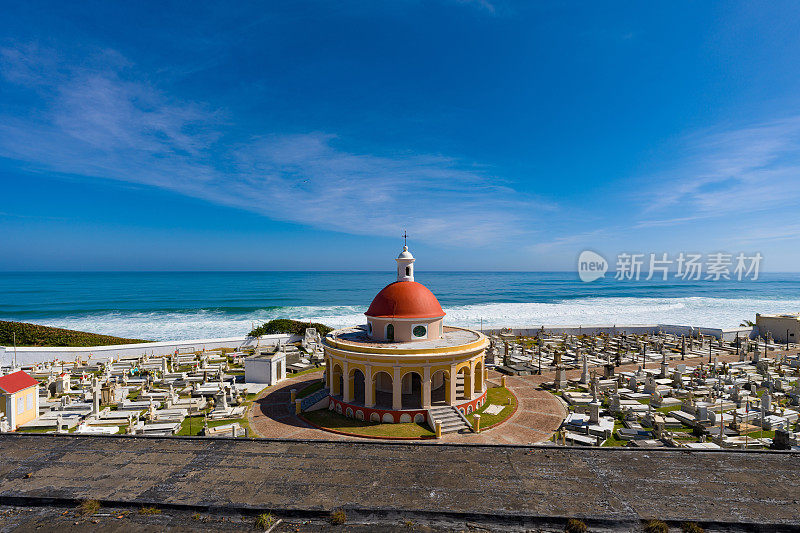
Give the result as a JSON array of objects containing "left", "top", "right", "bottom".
[
  {"left": 525, "top": 229, "right": 610, "bottom": 254},
  {"left": 453, "top": 0, "right": 497, "bottom": 14},
  {"left": 0, "top": 44, "right": 544, "bottom": 245},
  {"left": 635, "top": 116, "right": 800, "bottom": 226}
]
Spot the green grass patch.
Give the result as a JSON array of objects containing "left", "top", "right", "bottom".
[
  {"left": 656, "top": 405, "right": 681, "bottom": 413},
  {"left": 16, "top": 427, "right": 53, "bottom": 433},
  {"left": 177, "top": 415, "right": 250, "bottom": 436},
  {"left": 742, "top": 429, "right": 775, "bottom": 439},
  {"left": 302, "top": 409, "right": 434, "bottom": 438},
  {"left": 289, "top": 365, "right": 324, "bottom": 378},
  {"left": 602, "top": 420, "right": 626, "bottom": 447},
  {"left": 296, "top": 380, "right": 324, "bottom": 399},
  {"left": 466, "top": 386, "right": 515, "bottom": 428},
  {"left": 0, "top": 319, "right": 147, "bottom": 347}
]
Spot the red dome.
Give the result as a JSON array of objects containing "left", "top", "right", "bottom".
[{"left": 365, "top": 281, "right": 445, "bottom": 319}]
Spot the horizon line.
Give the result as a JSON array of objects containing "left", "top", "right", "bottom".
[{"left": 0, "top": 270, "right": 798, "bottom": 275}]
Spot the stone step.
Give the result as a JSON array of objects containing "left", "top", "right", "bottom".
[
  {"left": 431, "top": 416, "right": 461, "bottom": 425},
  {"left": 433, "top": 415, "right": 464, "bottom": 426},
  {"left": 428, "top": 405, "right": 471, "bottom": 434}
]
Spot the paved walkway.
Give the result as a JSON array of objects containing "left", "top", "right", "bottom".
[
  {"left": 249, "top": 370, "right": 566, "bottom": 444},
  {"left": 248, "top": 371, "right": 355, "bottom": 441}
]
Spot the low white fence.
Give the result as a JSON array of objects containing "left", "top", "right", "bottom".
[
  {"left": 479, "top": 324, "right": 756, "bottom": 341},
  {"left": 1, "top": 322, "right": 757, "bottom": 366},
  {"left": 0, "top": 333, "right": 301, "bottom": 366}
]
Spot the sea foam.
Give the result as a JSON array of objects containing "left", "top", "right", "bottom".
[{"left": 33, "top": 297, "right": 800, "bottom": 341}]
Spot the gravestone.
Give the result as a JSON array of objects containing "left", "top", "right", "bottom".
[{"left": 580, "top": 355, "right": 589, "bottom": 385}]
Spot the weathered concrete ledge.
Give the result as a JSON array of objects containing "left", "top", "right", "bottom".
[{"left": 0, "top": 434, "right": 798, "bottom": 530}]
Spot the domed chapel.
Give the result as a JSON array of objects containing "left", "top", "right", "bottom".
[{"left": 323, "top": 243, "right": 489, "bottom": 424}]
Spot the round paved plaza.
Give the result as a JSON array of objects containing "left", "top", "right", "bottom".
[{"left": 248, "top": 368, "right": 567, "bottom": 444}]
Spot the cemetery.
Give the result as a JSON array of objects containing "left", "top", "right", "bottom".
[
  {"left": 482, "top": 327, "right": 800, "bottom": 449},
  {"left": 4, "top": 314, "right": 800, "bottom": 452},
  {"left": 0, "top": 328, "right": 326, "bottom": 437}
]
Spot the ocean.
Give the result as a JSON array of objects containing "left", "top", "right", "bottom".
[{"left": 1, "top": 271, "right": 799, "bottom": 341}]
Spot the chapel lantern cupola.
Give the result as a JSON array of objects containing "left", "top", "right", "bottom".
[{"left": 396, "top": 245, "right": 415, "bottom": 282}]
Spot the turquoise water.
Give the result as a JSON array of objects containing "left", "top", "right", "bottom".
[{"left": 1, "top": 271, "right": 799, "bottom": 340}]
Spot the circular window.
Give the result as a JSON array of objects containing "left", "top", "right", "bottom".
[{"left": 413, "top": 325, "right": 427, "bottom": 337}]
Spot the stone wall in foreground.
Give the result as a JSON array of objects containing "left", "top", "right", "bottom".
[{"left": 0, "top": 434, "right": 797, "bottom": 529}]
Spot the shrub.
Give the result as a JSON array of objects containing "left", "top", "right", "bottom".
[
  {"left": 139, "top": 506, "right": 161, "bottom": 515},
  {"left": 330, "top": 509, "right": 346, "bottom": 525},
  {"left": 79, "top": 500, "right": 100, "bottom": 516},
  {"left": 255, "top": 512, "right": 275, "bottom": 529},
  {"left": 644, "top": 520, "right": 669, "bottom": 533},
  {"left": 682, "top": 523, "right": 705, "bottom": 533},
  {"left": 565, "top": 518, "right": 587, "bottom": 533},
  {"left": 248, "top": 319, "right": 332, "bottom": 338}
]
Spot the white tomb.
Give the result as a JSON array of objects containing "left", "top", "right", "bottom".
[{"left": 244, "top": 350, "right": 287, "bottom": 386}]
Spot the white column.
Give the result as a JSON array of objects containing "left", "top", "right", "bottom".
[
  {"left": 342, "top": 361, "right": 352, "bottom": 402},
  {"left": 7, "top": 396, "right": 15, "bottom": 430},
  {"left": 422, "top": 366, "right": 431, "bottom": 409},
  {"left": 469, "top": 362, "right": 476, "bottom": 400},
  {"left": 449, "top": 364, "right": 458, "bottom": 405},
  {"left": 392, "top": 366, "right": 402, "bottom": 410},
  {"left": 326, "top": 358, "right": 332, "bottom": 390},
  {"left": 365, "top": 365, "right": 374, "bottom": 407}
]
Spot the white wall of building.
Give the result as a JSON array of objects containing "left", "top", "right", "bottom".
[
  {"left": 755, "top": 314, "right": 800, "bottom": 344},
  {"left": 243, "top": 351, "right": 287, "bottom": 386}
]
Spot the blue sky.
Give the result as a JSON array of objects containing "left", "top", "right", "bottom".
[{"left": 2, "top": 1, "right": 800, "bottom": 271}]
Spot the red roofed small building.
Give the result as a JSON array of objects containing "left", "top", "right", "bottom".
[
  {"left": 321, "top": 243, "right": 488, "bottom": 429},
  {"left": 0, "top": 370, "right": 40, "bottom": 430}
]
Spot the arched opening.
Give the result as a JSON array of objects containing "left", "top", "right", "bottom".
[
  {"left": 373, "top": 371, "right": 393, "bottom": 409},
  {"left": 351, "top": 369, "right": 365, "bottom": 404},
  {"left": 431, "top": 369, "right": 450, "bottom": 405},
  {"left": 473, "top": 361, "right": 483, "bottom": 394},
  {"left": 331, "top": 363, "right": 343, "bottom": 397},
  {"left": 405, "top": 266, "right": 411, "bottom": 276},
  {"left": 457, "top": 366, "right": 472, "bottom": 400},
  {"left": 386, "top": 323, "right": 394, "bottom": 342},
  {"left": 401, "top": 371, "right": 423, "bottom": 409}
]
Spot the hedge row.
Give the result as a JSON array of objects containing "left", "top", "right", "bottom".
[{"left": 248, "top": 319, "right": 332, "bottom": 338}]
